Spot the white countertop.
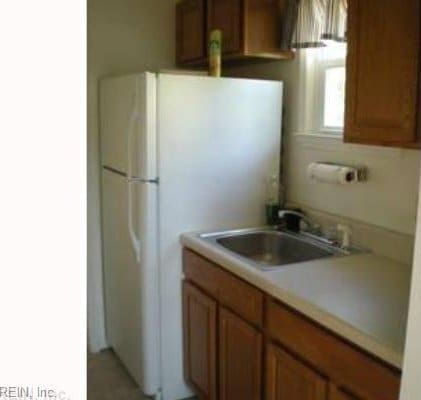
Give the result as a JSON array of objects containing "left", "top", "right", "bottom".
[{"left": 181, "top": 231, "right": 412, "bottom": 369}]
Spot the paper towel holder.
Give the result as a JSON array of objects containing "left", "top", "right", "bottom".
[{"left": 310, "top": 162, "right": 367, "bottom": 183}]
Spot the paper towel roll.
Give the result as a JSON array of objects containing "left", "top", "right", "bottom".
[{"left": 307, "top": 163, "right": 358, "bottom": 184}]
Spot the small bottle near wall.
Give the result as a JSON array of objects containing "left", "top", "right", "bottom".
[
  {"left": 209, "top": 29, "right": 222, "bottom": 77},
  {"left": 265, "top": 174, "right": 280, "bottom": 226}
]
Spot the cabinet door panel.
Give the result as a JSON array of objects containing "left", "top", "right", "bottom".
[
  {"left": 219, "top": 307, "right": 262, "bottom": 400},
  {"left": 345, "top": 0, "right": 420, "bottom": 146},
  {"left": 208, "top": 0, "right": 243, "bottom": 54},
  {"left": 183, "top": 281, "right": 217, "bottom": 400},
  {"left": 176, "top": 0, "right": 207, "bottom": 64},
  {"left": 266, "top": 344, "right": 328, "bottom": 400},
  {"left": 330, "top": 385, "right": 361, "bottom": 400}
]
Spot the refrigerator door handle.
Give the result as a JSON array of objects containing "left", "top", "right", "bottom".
[
  {"left": 127, "top": 84, "right": 139, "bottom": 181},
  {"left": 128, "top": 180, "right": 141, "bottom": 263},
  {"left": 127, "top": 83, "right": 141, "bottom": 263}
]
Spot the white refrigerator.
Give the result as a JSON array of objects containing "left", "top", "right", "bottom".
[{"left": 100, "top": 72, "right": 283, "bottom": 400}]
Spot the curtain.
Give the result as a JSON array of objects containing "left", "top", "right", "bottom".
[
  {"left": 281, "top": 0, "right": 347, "bottom": 50},
  {"left": 293, "top": 0, "right": 327, "bottom": 48},
  {"left": 322, "top": 0, "right": 347, "bottom": 43}
]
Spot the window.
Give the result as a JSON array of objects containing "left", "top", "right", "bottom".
[
  {"left": 316, "top": 43, "right": 347, "bottom": 135},
  {"left": 317, "top": 43, "right": 347, "bottom": 135},
  {"left": 323, "top": 66, "right": 345, "bottom": 131},
  {"left": 296, "top": 43, "right": 347, "bottom": 137}
]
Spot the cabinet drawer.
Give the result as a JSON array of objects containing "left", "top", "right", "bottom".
[
  {"left": 217, "top": 265, "right": 263, "bottom": 327},
  {"left": 183, "top": 248, "right": 221, "bottom": 296},
  {"left": 183, "top": 248, "right": 263, "bottom": 327},
  {"left": 266, "top": 299, "right": 401, "bottom": 400}
]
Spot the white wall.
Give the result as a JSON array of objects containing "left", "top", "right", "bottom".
[
  {"left": 225, "top": 57, "right": 420, "bottom": 237},
  {"left": 400, "top": 167, "right": 421, "bottom": 399},
  {"left": 87, "top": 0, "right": 176, "bottom": 352}
]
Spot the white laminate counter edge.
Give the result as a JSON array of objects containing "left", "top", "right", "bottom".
[{"left": 180, "top": 232, "right": 404, "bottom": 369}]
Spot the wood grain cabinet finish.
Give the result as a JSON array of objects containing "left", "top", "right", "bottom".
[
  {"left": 219, "top": 307, "right": 262, "bottom": 400},
  {"left": 182, "top": 281, "right": 217, "bottom": 400},
  {"left": 183, "top": 249, "right": 264, "bottom": 327},
  {"left": 208, "top": 0, "right": 243, "bottom": 54},
  {"left": 176, "top": 0, "right": 293, "bottom": 66},
  {"left": 182, "top": 249, "right": 401, "bottom": 400},
  {"left": 344, "top": 0, "right": 421, "bottom": 147},
  {"left": 329, "top": 385, "right": 362, "bottom": 400},
  {"left": 266, "top": 299, "right": 401, "bottom": 400},
  {"left": 176, "top": 0, "right": 207, "bottom": 64},
  {"left": 266, "top": 344, "right": 328, "bottom": 400}
]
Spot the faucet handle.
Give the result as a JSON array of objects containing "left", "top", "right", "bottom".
[{"left": 337, "top": 224, "right": 352, "bottom": 249}]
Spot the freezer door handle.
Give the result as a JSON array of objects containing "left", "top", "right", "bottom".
[{"left": 127, "top": 82, "right": 139, "bottom": 182}]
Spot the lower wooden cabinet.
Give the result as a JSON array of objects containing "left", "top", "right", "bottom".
[
  {"left": 219, "top": 307, "right": 262, "bottom": 400},
  {"left": 266, "top": 343, "right": 328, "bottom": 400},
  {"left": 183, "top": 281, "right": 217, "bottom": 400},
  {"left": 182, "top": 249, "right": 401, "bottom": 400}
]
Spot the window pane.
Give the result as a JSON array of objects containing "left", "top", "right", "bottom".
[
  {"left": 324, "top": 66, "right": 345, "bottom": 129},
  {"left": 320, "top": 42, "right": 347, "bottom": 61}
]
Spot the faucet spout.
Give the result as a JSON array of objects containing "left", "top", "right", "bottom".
[{"left": 278, "top": 209, "right": 320, "bottom": 234}]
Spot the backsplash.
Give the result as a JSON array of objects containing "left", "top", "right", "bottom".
[
  {"left": 293, "top": 205, "right": 415, "bottom": 265},
  {"left": 285, "top": 134, "right": 420, "bottom": 236}
]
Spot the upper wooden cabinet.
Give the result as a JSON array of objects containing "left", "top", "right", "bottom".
[
  {"left": 344, "top": 0, "right": 421, "bottom": 147},
  {"left": 208, "top": 0, "right": 243, "bottom": 55},
  {"left": 329, "top": 385, "right": 361, "bottom": 400},
  {"left": 176, "top": 0, "right": 294, "bottom": 66},
  {"left": 176, "top": 0, "right": 207, "bottom": 64}
]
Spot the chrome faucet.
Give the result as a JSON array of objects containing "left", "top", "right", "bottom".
[{"left": 278, "top": 210, "right": 321, "bottom": 234}]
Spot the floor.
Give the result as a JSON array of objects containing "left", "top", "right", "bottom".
[
  {"left": 87, "top": 350, "right": 197, "bottom": 400},
  {"left": 88, "top": 350, "right": 149, "bottom": 399}
]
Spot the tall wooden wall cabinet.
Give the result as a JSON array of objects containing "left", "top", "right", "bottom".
[{"left": 344, "top": 0, "right": 421, "bottom": 147}]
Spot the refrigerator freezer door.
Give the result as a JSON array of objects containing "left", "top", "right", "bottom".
[
  {"left": 157, "top": 73, "right": 283, "bottom": 400},
  {"left": 100, "top": 73, "right": 157, "bottom": 179},
  {"left": 101, "top": 168, "right": 160, "bottom": 396}
]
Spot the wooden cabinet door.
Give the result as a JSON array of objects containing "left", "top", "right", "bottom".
[
  {"left": 176, "top": 0, "right": 207, "bottom": 64},
  {"left": 219, "top": 307, "right": 262, "bottom": 400},
  {"left": 330, "top": 385, "right": 361, "bottom": 400},
  {"left": 345, "top": 0, "right": 420, "bottom": 146},
  {"left": 208, "top": 0, "right": 244, "bottom": 54},
  {"left": 265, "top": 343, "right": 328, "bottom": 400},
  {"left": 183, "top": 281, "right": 217, "bottom": 400}
]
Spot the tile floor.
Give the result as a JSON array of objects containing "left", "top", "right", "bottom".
[{"left": 87, "top": 350, "right": 197, "bottom": 400}]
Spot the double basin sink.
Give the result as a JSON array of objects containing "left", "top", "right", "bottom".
[{"left": 200, "top": 228, "right": 358, "bottom": 271}]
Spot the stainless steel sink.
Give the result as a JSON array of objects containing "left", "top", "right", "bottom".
[{"left": 200, "top": 228, "right": 352, "bottom": 270}]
